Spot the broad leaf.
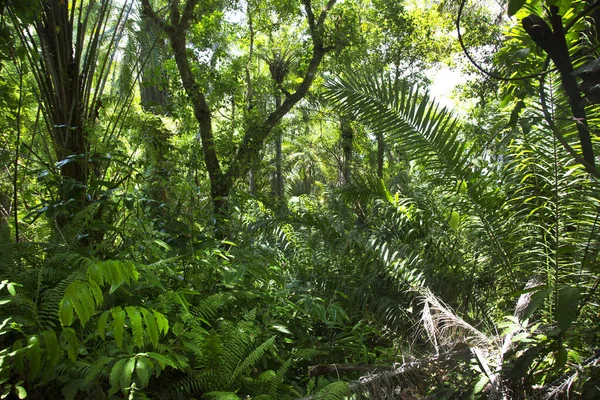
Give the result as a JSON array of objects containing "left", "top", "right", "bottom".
[
  {"left": 508, "top": 0, "right": 527, "bottom": 16},
  {"left": 121, "top": 358, "right": 136, "bottom": 394},
  {"left": 111, "top": 307, "right": 126, "bottom": 348},
  {"left": 135, "top": 356, "right": 154, "bottom": 389},
  {"left": 555, "top": 285, "right": 579, "bottom": 332},
  {"left": 125, "top": 306, "right": 144, "bottom": 348}
]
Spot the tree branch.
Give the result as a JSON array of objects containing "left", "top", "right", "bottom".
[
  {"left": 181, "top": 0, "right": 199, "bottom": 29},
  {"left": 140, "top": 0, "right": 173, "bottom": 35},
  {"left": 169, "top": 0, "right": 181, "bottom": 27},
  {"left": 227, "top": 0, "right": 337, "bottom": 182},
  {"left": 301, "top": 0, "right": 316, "bottom": 32},
  {"left": 317, "top": 0, "right": 337, "bottom": 27},
  {"left": 523, "top": 7, "right": 596, "bottom": 168}
]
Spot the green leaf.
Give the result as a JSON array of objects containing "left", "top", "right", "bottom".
[
  {"left": 146, "top": 352, "right": 177, "bottom": 369},
  {"left": 109, "top": 359, "right": 126, "bottom": 396},
  {"left": 204, "top": 392, "right": 241, "bottom": 400},
  {"left": 7, "top": 283, "right": 16, "bottom": 296},
  {"left": 126, "top": 306, "right": 144, "bottom": 348},
  {"left": 569, "top": 349, "right": 581, "bottom": 364},
  {"left": 15, "top": 385, "right": 26, "bottom": 399},
  {"left": 140, "top": 308, "right": 159, "bottom": 347},
  {"left": 83, "top": 356, "right": 113, "bottom": 386},
  {"left": 61, "top": 280, "right": 97, "bottom": 327},
  {"left": 508, "top": 100, "right": 526, "bottom": 125},
  {"left": 152, "top": 310, "right": 169, "bottom": 335},
  {"left": 98, "top": 311, "right": 109, "bottom": 340},
  {"left": 121, "top": 358, "right": 136, "bottom": 394},
  {"left": 135, "top": 356, "right": 154, "bottom": 389},
  {"left": 473, "top": 374, "right": 489, "bottom": 393},
  {"left": 272, "top": 324, "right": 292, "bottom": 335},
  {"left": 556, "top": 346, "right": 568, "bottom": 368},
  {"left": 507, "top": 0, "right": 527, "bottom": 16},
  {"left": 43, "top": 330, "right": 61, "bottom": 367},
  {"left": 88, "top": 279, "right": 103, "bottom": 307},
  {"left": 59, "top": 298, "right": 74, "bottom": 327},
  {"left": 315, "top": 381, "right": 348, "bottom": 400},
  {"left": 172, "top": 322, "right": 184, "bottom": 336},
  {"left": 62, "top": 379, "right": 82, "bottom": 400},
  {"left": 26, "top": 340, "right": 41, "bottom": 380},
  {"left": 62, "top": 328, "right": 78, "bottom": 362},
  {"left": 521, "top": 288, "right": 552, "bottom": 321},
  {"left": 555, "top": 285, "right": 580, "bottom": 332},
  {"left": 111, "top": 307, "right": 126, "bottom": 348},
  {"left": 448, "top": 210, "right": 460, "bottom": 231}
]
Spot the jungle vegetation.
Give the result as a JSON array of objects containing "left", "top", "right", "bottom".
[{"left": 1, "top": 0, "right": 600, "bottom": 398}]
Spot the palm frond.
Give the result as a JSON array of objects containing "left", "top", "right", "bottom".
[{"left": 325, "top": 73, "right": 482, "bottom": 199}]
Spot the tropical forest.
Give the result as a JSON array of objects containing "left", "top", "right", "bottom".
[{"left": 2, "top": 0, "right": 600, "bottom": 398}]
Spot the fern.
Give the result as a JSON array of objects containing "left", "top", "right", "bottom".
[
  {"left": 315, "top": 381, "right": 349, "bottom": 400},
  {"left": 59, "top": 259, "right": 139, "bottom": 327}
]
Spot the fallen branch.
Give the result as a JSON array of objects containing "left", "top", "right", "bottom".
[{"left": 296, "top": 348, "right": 471, "bottom": 400}]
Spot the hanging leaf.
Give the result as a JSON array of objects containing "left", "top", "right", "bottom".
[
  {"left": 15, "top": 385, "right": 27, "bottom": 400},
  {"left": 135, "top": 356, "right": 154, "bottom": 389},
  {"left": 109, "top": 359, "right": 127, "bottom": 396},
  {"left": 448, "top": 210, "right": 460, "bottom": 231},
  {"left": 120, "top": 358, "right": 136, "bottom": 394},
  {"left": 521, "top": 287, "right": 552, "bottom": 321},
  {"left": 59, "top": 298, "right": 74, "bottom": 327},
  {"left": 98, "top": 311, "right": 109, "bottom": 340},
  {"left": 83, "top": 356, "right": 113, "bottom": 386},
  {"left": 555, "top": 285, "right": 579, "bottom": 332},
  {"left": 125, "top": 306, "right": 144, "bottom": 348},
  {"left": 146, "top": 352, "right": 178, "bottom": 369},
  {"left": 507, "top": 0, "right": 527, "bottom": 16},
  {"left": 153, "top": 310, "right": 169, "bottom": 335},
  {"left": 556, "top": 345, "right": 568, "bottom": 368},
  {"left": 61, "top": 328, "right": 79, "bottom": 362},
  {"left": 204, "top": 392, "right": 240, "bottom": 400},
  {"left": 140, "top": 308, "right": 159, "bottom": 347},
  {"left": 111, "top": 307, "right": 126, "bottom": 348}
]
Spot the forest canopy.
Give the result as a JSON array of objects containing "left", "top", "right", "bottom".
[{"left": 1, "top": 0, "right": 600, "bottom": 398}]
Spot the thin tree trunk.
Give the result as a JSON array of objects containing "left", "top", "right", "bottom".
[
  {"left": 245, "top": 0, "right": 256, "bottom": 195},
  {"left": 169, "top": 33, "right": 228, "bottom": 217},
  {"left": 377, "top": 132, "right": 384, "bottom": 178},
  {"left": 274, "top": 95, "right": 284, "bottom": 198},
  {"left": 340, "top": 116, "right": 353, "bottom": 185}
]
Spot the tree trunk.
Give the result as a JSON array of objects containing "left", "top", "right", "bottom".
[
  {"left": 169, "top": 32, "right": 229, "bottom": 218},
  {"left": 38, "top": 1, "right": 89, "bottom": 223},
  {"left": 274, "top": 95, "right": 284, "bottom": 198},
  {"left": 340, "top": 116, "right": 353, "bottom": 185},
  {"left": 377, "top": 132, "right": 384, "bottom": 178},
  {"left": 141, "top": 0, "right": 337, "bottom": 231}
]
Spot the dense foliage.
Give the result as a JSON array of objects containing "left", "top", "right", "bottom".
[{"left": 1, "top": 0, "right": 600, "bottom": 398}]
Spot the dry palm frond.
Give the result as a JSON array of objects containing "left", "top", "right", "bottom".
[{"left": 417, "top": 288, "right": 490, "bottom": 351}]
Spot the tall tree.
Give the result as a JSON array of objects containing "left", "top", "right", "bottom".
[
  {"left": 9, "top": 0, "right": 132, "bottom": 229},
  {"left": 141, "top": 0, "right": 338, "bottom": 228}
]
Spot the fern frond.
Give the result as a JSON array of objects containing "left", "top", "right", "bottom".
[
  {"left": 315, "top": 381, "right": 349, "bottom": 400},
  {"left": 229, "top": 336, "right": 276, "bottom": 385}
]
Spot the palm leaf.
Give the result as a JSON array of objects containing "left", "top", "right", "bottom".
[{"left": 324, "top": 73, "right": 482, "bottom": 199}]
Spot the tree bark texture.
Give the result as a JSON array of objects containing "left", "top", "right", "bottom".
[
  {"left": 37, "top": 1, "right": 88, "bottom": 212},
  {"left": 522, "top": 7, "right": 595, "bottom": 168}
]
